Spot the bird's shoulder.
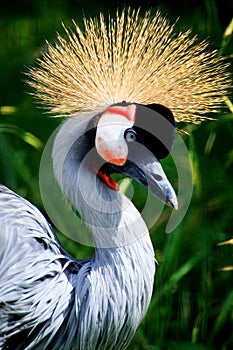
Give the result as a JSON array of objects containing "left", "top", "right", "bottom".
[
  {"left": 0, "top": 184, "right": 87, "bottom": 349},
  {"left": 0, "top": 184, "right": 84, "bottom": 273}
]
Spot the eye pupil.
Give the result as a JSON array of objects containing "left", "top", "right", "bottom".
[{"left": 125, "top": 129, "right": 137, "bottom": 142}]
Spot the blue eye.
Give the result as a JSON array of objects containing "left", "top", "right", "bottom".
[{"left": 125, "top": 129, "right": 137, "bottom": 142}]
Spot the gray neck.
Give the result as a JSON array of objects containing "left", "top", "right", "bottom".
[
  {"left": 52, "top": 114, "right": 151, "bottom": 249},
  {"left": 52, "top": 115, "right": 156, "bottom": 349}
]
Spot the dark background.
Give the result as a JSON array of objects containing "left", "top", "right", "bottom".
[{"left": 0, "top": 1, "right": 232, "bottom": 349}]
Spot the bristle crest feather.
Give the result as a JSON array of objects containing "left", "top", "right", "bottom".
[{"left": 27, "top": 8, "right": 231, "bottom": 123}]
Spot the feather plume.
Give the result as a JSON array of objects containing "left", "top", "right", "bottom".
[{"left": 28, "top": 8, "right": 231, "bottom": 123}]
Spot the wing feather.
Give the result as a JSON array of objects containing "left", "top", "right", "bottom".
[{"left": 0, "top": 185, "right": 80, "bottom": 349}]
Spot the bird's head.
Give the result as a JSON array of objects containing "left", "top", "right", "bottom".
[
  {"left": 28, "top": 8, "right": 230, "bottom": 224},
  {"left": 94, "top": 102, "right": 177, "bottom": 209}
]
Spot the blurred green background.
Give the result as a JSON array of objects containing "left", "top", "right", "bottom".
[{"left": 0, "top": 0, "right": 232, "bottom": 349}]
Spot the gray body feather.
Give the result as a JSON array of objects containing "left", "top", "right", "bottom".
[{"left": 0, "top": 114, "right": 155, "bottom": 349}]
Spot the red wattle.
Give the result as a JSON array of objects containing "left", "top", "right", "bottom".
[{"left": 96, "top": 169, "right": 119, "bottom": 191}]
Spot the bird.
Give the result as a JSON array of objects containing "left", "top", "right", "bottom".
[{"left": 0, "top": 8, "right": 230, "bottom": 350}]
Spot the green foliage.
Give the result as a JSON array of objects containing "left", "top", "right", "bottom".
[{"left": 0, "top": 1, "right": 232, "bottom": 349}]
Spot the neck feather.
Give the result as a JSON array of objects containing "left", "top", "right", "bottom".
[
  {"left": 53, "top": 115, "right": 152, "bottom": 249},
  {"left": 52, "top": 115, "right": 156, "bottom": 349}
]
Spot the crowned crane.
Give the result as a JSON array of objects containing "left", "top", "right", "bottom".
[{"left": 0, "top": 8, "right": 230, "bottom": 350}]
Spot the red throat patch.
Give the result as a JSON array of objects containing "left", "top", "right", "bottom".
[{"left": 95, "top": 168, "right": 119, "bottom": 191}]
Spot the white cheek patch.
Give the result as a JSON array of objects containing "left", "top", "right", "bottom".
[{"left": 96, "top": 105, "right": 136, "bottom": 166}]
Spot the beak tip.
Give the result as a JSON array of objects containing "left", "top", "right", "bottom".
[
  {"left": 167, "top": 199, "right": 178, "bottom": 210},
  {"left": 167, "top": 197, "right": 178, "bottom": 210},
  {"left": 166, "top": 190, "right": 178, "bottom": 210}
]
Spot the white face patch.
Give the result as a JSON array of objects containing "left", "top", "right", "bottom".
[{"left": 95, "top": 104, "right": 136, "bottom": 165}]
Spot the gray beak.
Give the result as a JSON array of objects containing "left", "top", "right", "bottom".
[
  {"left": 140, "top": 155, "right": 178, "bottom": 210},
  {"left": 114, "top": 143, "right": 178, "bottom": 209}
]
